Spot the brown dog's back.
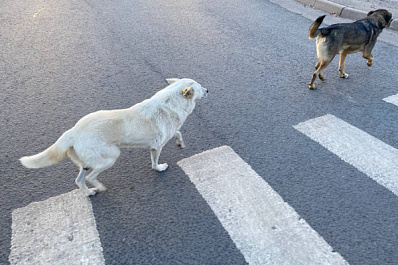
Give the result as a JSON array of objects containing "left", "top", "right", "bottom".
[{"left": 307, "top": 9, "right": 392, "bottom": 89}]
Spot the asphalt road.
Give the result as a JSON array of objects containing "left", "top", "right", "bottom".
[{"left": 1, "top": 0, "right": 398, "bottom": 264}]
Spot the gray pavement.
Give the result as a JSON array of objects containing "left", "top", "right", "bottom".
[
  {"left": 295, "top": 0, "right": 398, "bottom": 30},
  {"left": 270, "top": 0, "right": 398, "bottom": 47},
  {"left": 2, "top": 0, "right": 398, "bottom": 264}
]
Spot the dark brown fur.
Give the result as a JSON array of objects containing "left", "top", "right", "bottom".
[{"left": 308, "top": 9, "right": 392, "bottom": 89}]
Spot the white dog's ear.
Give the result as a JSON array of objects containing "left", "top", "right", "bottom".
[
  {"left": 182, "top": 86, "right": 194, "bottom": 99},
  {"left": 166, "top": 78, "right": 180, "bottom": 85}
]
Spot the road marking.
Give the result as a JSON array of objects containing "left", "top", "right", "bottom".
[
  {"left": 294, "top": 114, "right": 398, "bottom": 196},
  {"left": 33, "top": 6, "right": 45, "bottom": 18},
  {"left": 383, "top": 94, "right": 398, "bottom": 107},
  {"left": 178, "top": 146, "right": 348, "bottom": 265},
  {"left": 9, "top": 189, "right": 105, "bottom": 265}
]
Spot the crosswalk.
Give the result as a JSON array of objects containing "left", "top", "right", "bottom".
[
  {"left": 10, "top": 190, "right": 105, "bottom": 265},
  {"left": 294, "top": 114, "right": 398, "bottom": 197},
  {"left": 178, "top": 146, "right": 348, "bottom": 265},
  {"left": 383, "top": 93, "right": 398, "bottom": 107},
  {"left": 9, "top": 94, "right": 398, "bottom": 264}
]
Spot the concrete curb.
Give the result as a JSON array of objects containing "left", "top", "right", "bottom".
[{"left": 295, "top": 0, "right": 398, "bottom": 31}]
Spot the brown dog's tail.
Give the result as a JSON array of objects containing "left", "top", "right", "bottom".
[
  {"left": 309, "top": 15, "right": 326, "bottom": 39},
  {"left": 20, "top": 129, "right": 75, "bottom": 168}
]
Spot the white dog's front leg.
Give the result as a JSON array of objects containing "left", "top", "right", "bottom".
[
  {"left": 175, "top": 131, "right": 186, "bottom": 148},
  {"left": 150, "top": 148, "right": 168, "bottom": 171}
]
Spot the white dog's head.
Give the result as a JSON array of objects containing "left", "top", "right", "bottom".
[{"left": 166, "top": 78, "right": 208, "bottom": 101}]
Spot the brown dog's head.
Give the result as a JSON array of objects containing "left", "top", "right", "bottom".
[{"left": 367, "top": 9, "right": 393, "bottom": 29}]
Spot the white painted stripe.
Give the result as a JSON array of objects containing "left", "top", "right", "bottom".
[
  {"left": 383, "top": 94, "right": 398, "bottom": 106},
  {"left": 294, "top": 114, "right": 398, "bottom": 196},
  {"left": 9, "top": 189, "right": 105, "bottom": 265},
  {"left": 178, "top": 146, "right": 348, "bottom": 265}
]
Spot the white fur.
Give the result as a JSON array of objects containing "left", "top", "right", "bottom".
[{"left": 20, "top": 78, "right": 208, "bottom": 196}]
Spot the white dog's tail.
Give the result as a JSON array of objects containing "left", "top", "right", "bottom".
[{"left": 20, "top": 129, "right": 75, "bottom": 168}]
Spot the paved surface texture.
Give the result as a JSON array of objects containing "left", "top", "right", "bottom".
[
  {"left": 2, "top": 0, "right": 398, "bottom": 264},
  {"left": 332, "top": 0, "right": 398, "bottom": 16},
  {"left": 272, "top": 0, "right": 398, "bottom": 46},
  {"left": 294, "top": 0, "right": 398, "bottom": 30}
]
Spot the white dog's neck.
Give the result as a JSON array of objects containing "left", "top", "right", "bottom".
[{"left": 135, "top": 92, "right": 195, "bottom": 123}]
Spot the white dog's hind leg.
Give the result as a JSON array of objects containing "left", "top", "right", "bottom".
[
  {"left": 75, "top": 167, "right": 97, "bottom": 196},
  {"left": 150, "top": 148, "right": 168, "bottom": 171},
  {"left": 85, "top": 169, "right": 107, "bottom": 193},
  {"left": 84, "top": 146, "right": 119, "bottom": 195},
  {"left": 175, "top": 131, "right": 186, "bottom": 148}
]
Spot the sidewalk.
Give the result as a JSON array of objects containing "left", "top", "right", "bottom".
[{"left": 295, "top": 0, "right": 398, "bottom": 31}]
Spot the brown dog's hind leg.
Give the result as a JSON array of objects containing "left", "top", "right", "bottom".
[
  {"left": 318, "top": 71, "right": 326, "bottom": 81},
  {"left": 309, "top": 61, "right": 330, "bottom": 89},
  {"left": 339, "top": 52, "right": 349, "bottom": 78},
  {"left": 315, "top": 61, "right": 326, "bottom": 81},
  {"left": 309, "top": 61, "right": 320, "bottom": 89},
  {"left": 309, "top": 73, "right": 317, "bottom": 90}
]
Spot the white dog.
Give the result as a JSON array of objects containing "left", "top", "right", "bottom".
[{"left": 20, "top": 78, "right": 208, "bottom": 196}]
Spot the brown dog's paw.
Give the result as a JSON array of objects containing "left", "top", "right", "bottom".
[
  {"left": 339, "top": 73, "right": 349, "bottom": 78},
  {"left": 309, "top": 83, "right": 317, "bottom": 90}
]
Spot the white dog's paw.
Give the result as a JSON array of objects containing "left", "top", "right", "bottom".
[
  {"left": 154, "top": 163, "right": 168, "bottom": 171},
  {"left": 85, "top": 188, "right": 98, "bottom": 197},
  {"left": 96, "top": 184, "right": 107, "bottom": 192},
  {"left": 90, "top": 180, "right": 107, "bottom": 192},
  {"left": 176, "top": 140, "right": 186, "bottom": 149}
]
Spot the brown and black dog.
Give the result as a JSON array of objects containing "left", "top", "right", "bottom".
[{"left": 308, "top": 9, "right": 392, "bottom": 89}]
